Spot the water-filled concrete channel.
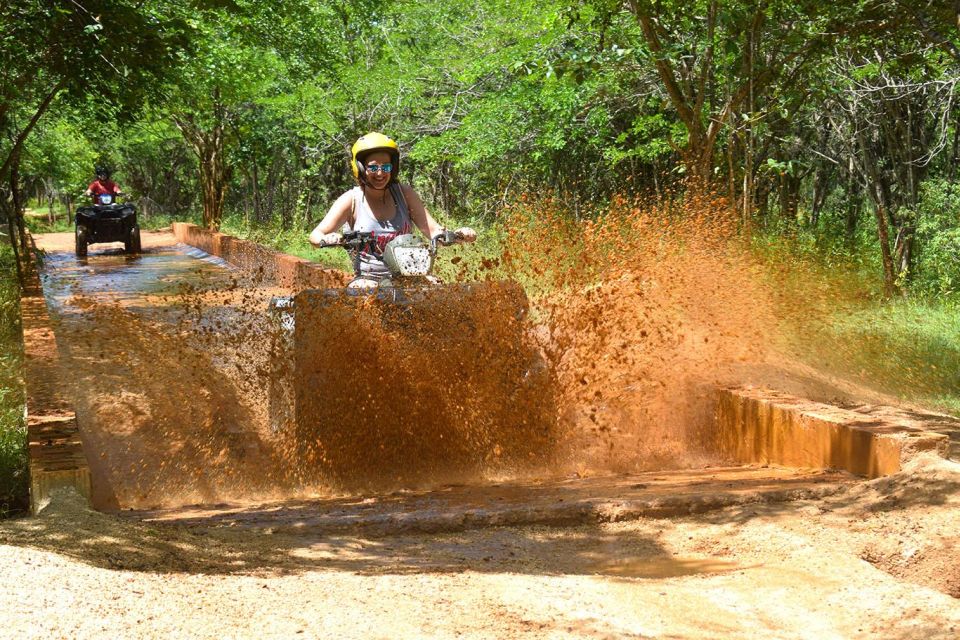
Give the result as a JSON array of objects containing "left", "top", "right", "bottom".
[{"left": 30, "top": 230, "right": 954, "bottom": 533}]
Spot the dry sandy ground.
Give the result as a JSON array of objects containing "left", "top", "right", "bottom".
[{"left": 1, "top": 454, "right": 958, "bottom": 639}]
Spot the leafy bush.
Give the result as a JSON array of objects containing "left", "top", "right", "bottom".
[
  {"left": 0, "top": 244, "right": 27, "bottom": 517},
  {"left": 220, "top": 215, "right": 353, "bottom": 272},
  {"left": 913, "top": 179, "right": 960, "bottom": 299},
  {"left": 806, "top": 299, "right": 960, "bottom": 416}
]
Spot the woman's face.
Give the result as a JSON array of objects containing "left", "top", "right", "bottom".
[{"left": 363, "top": 150, "right": 392, "bottom": 189}]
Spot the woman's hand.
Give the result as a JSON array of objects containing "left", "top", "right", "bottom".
[
  {"left": 310, "top": 231, "right": 343, "bottom": 247},
  {"left": 454, "top": 227, "right": 477, "bottom": 243}
]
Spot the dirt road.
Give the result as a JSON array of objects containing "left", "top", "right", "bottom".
[{"left": 1, "top": 454, "right": 958, "bottom": 639}]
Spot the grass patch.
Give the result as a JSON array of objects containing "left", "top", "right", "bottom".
[
  {"left": 24, "top": 206, "right": 73, "bottom": 234},
  {"left": 808, "top": 299, "right": 960, "bottom": 416},
  {"left": 0, "top": 243, "right": 27, "bottom": 517},
  {"left": 220, "top": 218, "right": 353, "bottom": 273}
]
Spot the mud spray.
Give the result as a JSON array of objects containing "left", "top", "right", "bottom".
[
  {"left": 45, "top": 191, "right": 882, "bottom": 510},
  {"left": 491, "top": 191, "right": 779, "bottom": 476}
]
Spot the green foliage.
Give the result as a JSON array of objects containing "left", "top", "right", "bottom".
[
  {"left": 22, "top": 117, "right": 97, "bottom": 200},
  {"left": 913, "top": 179, "right": 960, "bottom": 299},
  {"left": 220, "top": 215, "right": 352, "bottom": 271},
  {"left": 7, "top": 0, "right": 960, "bottom": 310},
  {"left": 23, "top": 207, "right": 74, "bottom": 234},
  {"left": 0, "top": 243, "right": 27, "bottom": 517},
  {"left": 120, "top": 116, "right": 198, "bottom": 218},
  {"left": 818, "top": 300, "right": 960, "bottom": 415},
  {"left": 1, "top": 0, "right": 194, "bottom": 177}
]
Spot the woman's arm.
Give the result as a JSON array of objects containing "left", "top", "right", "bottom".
[
  {"left": 402, "top": 185, "right": 443, "bottom": 239},
  {"left": 402, "top": 185, "right": 476, "bottom": 242},
  {"left": 309, "top": 190, "right": 354, "bottom": 246}
]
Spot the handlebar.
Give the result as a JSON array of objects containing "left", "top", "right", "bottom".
[
  {"left": 319, "top": 230, "right": 465, "bottom": 250},
  {"left": 431, "top": 229, "right": 465, "bottom": 247},
  {"left": 338, "top": 231, "right": 375, "bottom": 250}
]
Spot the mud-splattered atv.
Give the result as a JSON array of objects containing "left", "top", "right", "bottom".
[
  {"left": 267, "top": 231, "right": 555, "bottom": 490},
  {"left": 267, "top": 229, "right": 476, "bottom": 347},
  {"left": 75, "top": 193, "right": 141, "bottom": 257},
  {"left": 266, "top": 230, "right": 478, "bottom": 432}
]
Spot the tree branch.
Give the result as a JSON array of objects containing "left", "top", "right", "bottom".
[{"left": 0, "top": 77, "right": 67, "bottom": 184}]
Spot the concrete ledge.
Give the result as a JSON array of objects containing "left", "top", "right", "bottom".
[
  {"left": 22, "top": 234, "right": 92, "bottom": 514},
  {"left": 172, "top": 222, "right": 347, "bottom": 291},
  {"left": 717, "top": 387, "right": 953, "bottom": 478},
  {"left": 132, "top": 466, "right": 852, "bottom": 536}
]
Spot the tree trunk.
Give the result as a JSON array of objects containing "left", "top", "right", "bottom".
[
  {"left": 872, "top": 201, "right": 897, "bottom": 297},
  {"left": 810, "top": 164, "right": 831, "bottom": 228},
  {"left": 198, "top": 139, "right": 227, "bottom": 230},
  {"left": 173, "top": 92, "right": 230, "bottom": 231},
  {"left": 950, "top": 114, "right": 960, "bottom": 183},
  {"left": 10, "top": 153, "right": 29, "bottom": 285},
  {"left": 47, "top": 181, "right": 55, "bottom": 225},
  {"left": 855, "top": 126, "right": 898, "bottom": 296},
  {"left": 3, "top": 195, "right": 24, "bottom": 285},
  {"left": 0, "top": 78, "right": 67, "bottom": 187},
  {"left": 755, "top": 178, "right": 770, "bottom": 221},
  {"left": 894, "top": 225, "right": 914, "bottom": 285},
  {"left": 778, "top": 172, "right": 801, "bottom": 223},
  {"left": 251, "top": 161, "right": 261, "bottom": 224}
]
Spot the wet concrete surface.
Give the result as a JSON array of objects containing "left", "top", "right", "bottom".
[
  {"left": 39, "top": 240, "right": 235, "bottom": 309},
  {"left": 132, "top": 465, "right": 853, "bottom": 536}
]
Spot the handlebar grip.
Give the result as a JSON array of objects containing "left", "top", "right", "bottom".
[
  {"left": 433, "top": 229, "right": 463, "bottom": 246},
  {"left": 335, "top": 231, "right": 376, "bottom": 250}
]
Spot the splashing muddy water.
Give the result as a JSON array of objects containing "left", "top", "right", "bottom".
[
  {"left": 38, "top": 239, "right": 561, "bottom": 508},
  {"left": 35, "top": 199, "right": 865, "bottom": 510},
  {"left": 485, "top": 192, "right": 780, "bottom": 475}
]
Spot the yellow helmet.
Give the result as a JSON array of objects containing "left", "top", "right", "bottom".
[{"left": 351, "top": 132, "right": 400, "bottom": 184}]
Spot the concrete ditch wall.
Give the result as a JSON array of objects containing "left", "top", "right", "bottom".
[
  {"left": 21, "top": 234, "right": 92, "bottom": 513},
  {"left": 717, "top": 387, "right": 953, "bottom": 478},
  {"left": 172, "top": 223, "right": 348, "bottom": 291}
]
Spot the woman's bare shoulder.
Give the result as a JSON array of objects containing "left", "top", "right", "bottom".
[{"left": 399, "top": 183, "right": 424, "bottom": 202}]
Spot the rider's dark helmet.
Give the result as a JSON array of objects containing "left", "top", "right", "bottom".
[{"left": 95, "top": 166, "right": 111, "bottom": 180}]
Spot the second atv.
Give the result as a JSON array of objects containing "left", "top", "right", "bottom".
[{"left": 74, "top": 192, "right": 141, "bottom": 256}]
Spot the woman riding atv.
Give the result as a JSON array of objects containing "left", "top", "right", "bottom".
[{"left": 309, "top": 132, "right": 476, "bottom": 288}]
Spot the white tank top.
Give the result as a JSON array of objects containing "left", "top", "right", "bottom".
[{"left": 348, "top": 183, "right": 412, "bottom": 278}]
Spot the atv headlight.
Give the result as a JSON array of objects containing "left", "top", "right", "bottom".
[{"left": 383, "top": 234, "right": 434, "bottom": 277}]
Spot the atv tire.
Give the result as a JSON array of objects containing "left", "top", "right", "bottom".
[
  {"left": 125, "top": 225, "right": 142, "bottom": 254},
  {"left": 75, "top": 225, "right": 88, "bottom": 257}
]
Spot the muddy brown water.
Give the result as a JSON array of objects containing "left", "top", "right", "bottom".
[
  {"left": 35, "top": 238, "right": 582, "bottom": 509},
  {"left": 33, "top": 214, "right": 817, "bottom": 512},
  {"left": 39, "top": 241, "right": 293, "bottom": 509}
]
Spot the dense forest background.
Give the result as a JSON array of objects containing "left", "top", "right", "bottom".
[{"left": 2, "top": 0, "right": 958, "bottom": 301}]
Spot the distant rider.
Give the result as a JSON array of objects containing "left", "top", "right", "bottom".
[
  {"left": 84, "top": 166, "right": 122, "bottom": 203},
  {"left": 308, "top": 132, "right": 476, "bottom": 288}
]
